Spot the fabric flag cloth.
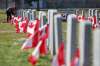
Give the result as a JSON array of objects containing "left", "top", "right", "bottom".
[
  {"left": 39, "top": 34, "right": 48, "bottom": 56},
  {"left": 21, "top": 21, "right": 36, "bottom": 50},
  {"left": 88, "top": 16, "right": 97, "bottom": 30},
  {"left": 19, "top": 17, "right": 29, "bottom": 33},
  {"left": 57, "top": 42, "right": 65, "bottom": 66},
  {"left": 21, "top": 38, "right": 33, "bottom": 50},
  {"left": 19, "top": 20, "right": 26, "bottom": 32},
  {"left": 23, "top": 17, "right": 29, "bottom": 33},
  {"left": 51, "top": 42, "right": 65, "bottom": 66},
  {"left": 14, "top": 16, "right": 22, "bottom": 33},
  {"left": 28, "top": 34, "right": 48, "bottom": 65},
  {"left": 92, "top": 16, "right": 97, "bottom": 30},
  {"left": 21, "top": 30, "right": 41, "bottom": 50},
  {"left": 22, "top": 30, "right": 41, "bottom": 50},
  {"left": 28, "top": 41, "right": 42, "bottom": 66},
  {"left": 14, "top": 16, "right": 29, "bottom": 33},
  {"left": 21, "top": 22, "right": 48, "bottom": 50},
  {"left": 45, "top": 24, "right": 49, "bottom": 38},
  {"left": 32, "top": 30, "right": 40, "bottom": 48},
  {"left": 71, "top": 48, "right": 80, "bottom": 66},
  {"left": 32, "top": 19, "right": 40, "bottom": 47},
  {"left": 26, "top": 20, "right": 38, "bottom": 38},
  {"left": 27, "top": 20, "right": 36, "bottom": 34},
  {"left": 77, "top": 15, "right": 85, "bottom": 22},
  {"left": 15, "top": 19, "right": 20, "bottom": 33}
]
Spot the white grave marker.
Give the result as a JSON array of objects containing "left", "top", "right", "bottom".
[
  {"left": 48, "top": 9, "right": 57, "bottom": 56},
  {"left": 93, "top": 28, "right": 100, "bottom": 66}
]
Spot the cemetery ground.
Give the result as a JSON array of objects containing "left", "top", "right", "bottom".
[
  {"left": 0, "top": 9, "right": 93, "bottom": 66},
  {"left": 0, "top": 23, "right": 51, "bottom": 66},
  {"left": 0, "top": 10, "right": 51, "bottom": 66}
]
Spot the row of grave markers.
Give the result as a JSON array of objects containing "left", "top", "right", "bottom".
[
  {"left": 47, "top": 10, "right": 100, "bottom": 66},
  {"left": 16, "top": 9, "right": 100, "bottom": 66}
]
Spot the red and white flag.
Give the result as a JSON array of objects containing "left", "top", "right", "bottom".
[
  {"left": 77, "top": 15, "right": 85, "bottom": 22},
  {"left": 32, "top": 19, "right": 40, "bottom": 47},
  {"left": 45, "top": 24, "right": 49, "bottom": 38},
  {"left": 15, "top": 19, "right": 20, "bottom": 33},
  {"left": 28, "top": 41, "right": 42, "bottom": 66},
  {"left": 19, "top": 17, "right": 29, "bottom": 33},
  {"left": 39, "top": 34, "right": 48, "bottom": 56},
  {"left": 21, "top": 23, "right": 48, "bottom": 50},
  {"left": 88, "top": 16, "right": 97, "bottom": 30},
  {"left": 19, "top": 20, "right": 26, "bottom": 32},
  {"left": 57, "top": 42, "right": 65, "bottom": 66},
  {"left": 51, "top": 42, "right": 65, "bottom": 66},
  {"left": 21, "top": 30, "right": 42, "bottom": 50},
  {"left": 28, "top": 34, "right": 48, "bottom": 65},
  {"left": 71, "top": 48, "right": 80, "bottom": 66},
  {"left": 15, "top": 16, "right": 22, "bottom": 22},
  {"left": 21, "top": 38, "right": 33, "bottom": 50},
  {"left": 27, "top": 20, "right": 36, "bottom": 34}
]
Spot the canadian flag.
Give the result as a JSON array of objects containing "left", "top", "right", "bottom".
[
  {"left": 28, "top": 34, "right": 48, "bottom": 65},
  {"left": 71, "top": 48, "right": 80, "bottom": 66},
  {"left": 26, "top": 20, "right": 39, "bottom": 38},
  {"left": 57, "top": 42, "right": 65, "bottom": 66},
  {"left": 51, "top": 42, "right": 65, "bottom": 66},
  {"left": 39, "top": 34, "right": 48, "bottom": 56},
  {"left": 14, "top": 16, "right": 22, "bottom": 33},
  {"left": 32, "top": 19, "right": 41, "bottom": 47},
  {"left": 21, "top": 38, "right": 33, "bottom": 50},
  {"left": 21, "top": 30, "right": 42, "bottom": 50},
  {"left": 19, "top": 17, "right": 29, "bottom": 33},
  {"left": 15, "top": 16, "right": 26, "bottom": 33},
  {"left": 88, "top": 16, "right": 97, "bottom": 30},
  {"left": 32, "top": 23, "right": 49, "bottom": 47},
  {"left": 15, "top": 19, "right": 20, "bottom": 33},
  {"left": 27, "top": 20, "right": 36, "bottom": 34},
  {"left": 28, "top": 41, "right": 42, "bottom": 66},
  {"left": 19, "top": 20, "right": 26, "bottom": 32},
  {"left": 77, "top": 15, "right": 85, "bottom": 22},
  {"left": 15, "top": 16, "right": 22, "bottom": 22},
  {"left": 21, "top": 24, "right": 48, "bottom": 50},
  {"left": 45, "top": 24, "right": 49, "bottom": 38}
]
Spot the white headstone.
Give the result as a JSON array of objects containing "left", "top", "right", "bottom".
[
  {"left": 39, "top": 11, "right": 46, "bottom": 27},
  {"left": 66, "top": 14, "right": 77, "bottom": 66},
  {"left": 78, "top": 22, "right": 85, "bottom": 66},
  {"left": 48, "top": 9, "right": 57, "bottom": 56},
  {"left": 54, "top": 14, "right": 62, "bottom": 54},
  {"left": 79, "top": 21, "right": 92, "bottom": 66},
  {"left": 93, "top": 28, "right": 100, "bottom": 66}
]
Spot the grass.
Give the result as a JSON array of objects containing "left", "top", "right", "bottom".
[
  {"left": 0, "top": 10, "right": 51, "bottom": 66},
  {"left": 0, "top": 23, "right": 30, "bottom": 66},
  {"left": 0, "top": 23, "right": 15, "bottom": 31},
  {"left": 0, "top": 23, "right": 51, "bottom": 66},
  {"left": 0, "top": 9, "right": 93, "bottom": 66},
  {"left": 0, "top": 9, "right": 7, "bottom": 23}
]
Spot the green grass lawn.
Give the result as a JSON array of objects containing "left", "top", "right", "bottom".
[
  {"left": 0, "top": 10, "right": 51, "bottom": 66},
  {"left": 0, "top": 9, "right": 92, "bottom": 66},
  {"left": 0, "top": 23, "right": 51, "bottom": 66},
  {"left": 0, "top": 9, "right": 7, "bottom": 23}
]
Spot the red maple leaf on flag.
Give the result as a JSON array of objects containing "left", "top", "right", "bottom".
[
  {"left": 29, "top": 23, "right": 34, "bottom": 28},
  {"left": 20, "top": 23, "right": 26, "bottom": 28}
]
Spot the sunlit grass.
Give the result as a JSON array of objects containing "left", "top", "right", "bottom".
[
  {"left": 0, "top": 9, "right": 7, "bottom": 23},
  {"left": 0, "top": 23, "right": 51, "bottom": 66}
]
